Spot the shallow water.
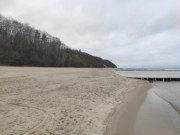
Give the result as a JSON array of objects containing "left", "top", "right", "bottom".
[
  {"left": 154, "top": 82, "right": 180, "bottom": 113},
  {"left": 134, "top": 82, "right": 180, "bottom": 135}
]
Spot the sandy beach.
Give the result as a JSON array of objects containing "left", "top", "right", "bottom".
[{"left": 0, "top": 66, "right": 149, "bottom": 135}]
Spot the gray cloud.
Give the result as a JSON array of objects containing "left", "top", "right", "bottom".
[
  {"left": 0, "top": 0, "right": 179, "bottom": 68},
  {"left": 0, "top": 0, "right": 13, "bottom": 9}
]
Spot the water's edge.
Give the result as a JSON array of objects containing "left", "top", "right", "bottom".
[
  {"left": 154, "top": 90, "right": 180, "bottom": 115},
  {"left": 134, "top": 83, "right": 180, "bottom": 135},
  {"left": 104, "top": 80, "right": 151, "bottom": 135},
  {"left": 106, "top": 70, "right": 180, "bottom": 135}
]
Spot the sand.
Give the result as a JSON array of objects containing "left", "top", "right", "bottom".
[
  {"left": 104, "top": 80, "right": 151, "bottom": 135},
  {"left": 0, "top": 66, "right": 149, "bottom": 135}
]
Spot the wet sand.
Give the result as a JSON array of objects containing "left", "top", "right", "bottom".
[
  {"left": 104, "top": 80, "right": 151, "bottom": 135},
  {"left": 134, "top": 83, "right": 180, "bottom": 135}
]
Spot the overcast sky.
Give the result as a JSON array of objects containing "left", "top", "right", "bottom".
[{"left": 0, "top": 0, "right": 180, "bottom": 68}]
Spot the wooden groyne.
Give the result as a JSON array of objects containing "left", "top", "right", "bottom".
[
  {"left": 136, "top": 77, "right": 180, "bottom": 82},
  {"left": 116, "top": 70, "right": 180, "bottom": 82}
]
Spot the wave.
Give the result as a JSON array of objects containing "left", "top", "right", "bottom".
[
  {"left": 154, "top": 91, "right": 180, "bottom": 115},
  {"left": 152, "top": 82, "right": 180, "bottom": 115}
]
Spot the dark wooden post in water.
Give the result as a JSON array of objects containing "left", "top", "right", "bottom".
[{"left": 135, "top": 77, "right": 180, "bottom": 82}]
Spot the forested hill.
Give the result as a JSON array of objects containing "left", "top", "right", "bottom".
[{"left": 0, "top": 14, "right": 117, "bottom": 68}]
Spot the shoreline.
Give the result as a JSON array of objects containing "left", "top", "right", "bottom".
[
  {"left": 0, "top": 67, "right": 149, "bottom": 135},
  {"left": 104, "top": 80, "right": 151, "bottom": 135},
  {"left": 133, "top": 82, "right": 180, "bottom": 135}
]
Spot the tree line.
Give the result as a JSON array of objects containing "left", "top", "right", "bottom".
[{"left": 0, "top": 14, "right": 117, "bottom": 68}]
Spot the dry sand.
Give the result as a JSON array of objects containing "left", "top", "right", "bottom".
[{"left": 0, "top": 66, "right": 149, "bottom": 135}]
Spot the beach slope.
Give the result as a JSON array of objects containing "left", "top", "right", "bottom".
[{"left": 0, "top": 67, "right": 149, "bottom": 135}]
